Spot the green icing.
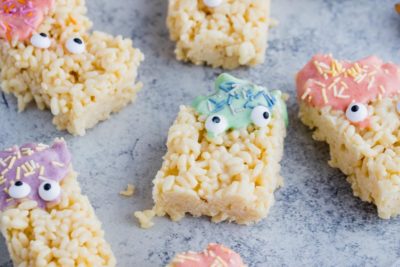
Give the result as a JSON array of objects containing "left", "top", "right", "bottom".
[{"left": 192, "top": 73, "right": 288, "bottom": 136}]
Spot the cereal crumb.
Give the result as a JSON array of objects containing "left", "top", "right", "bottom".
[
  {"left": 134, "top": 209, "right": 155, "bottom": 229},
  {"left": 119, "top": 184, "right": 135, "bottom": 197}
]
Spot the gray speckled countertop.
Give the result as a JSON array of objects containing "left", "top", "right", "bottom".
[{"left": 1, "top": 0, "right": 400, "bottom": 266}]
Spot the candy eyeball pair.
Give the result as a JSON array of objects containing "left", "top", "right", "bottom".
[
  {"left": 203, "top": 0, "right": 222, "bottom": 7},
  {"left": 205, "top": 106, "right": 271, "bottom": 135},
  {"left": 30, "top": 33, "right": 86, "bottom": 54},
  {"left": 8, "top": 180, "right": 61, "bottom": 202}
]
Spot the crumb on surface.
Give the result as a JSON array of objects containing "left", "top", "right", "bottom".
[
  {"left": 134, "top": 209, "right": 156, "bottom": 229},
  {"left": 119, "top": 183, "right": 135, "bottom": 197}
]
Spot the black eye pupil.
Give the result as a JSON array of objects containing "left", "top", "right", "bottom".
[
  {"left": 15, "top": 181, "right": 23, "bottom": 186},
  {"left": 212, "top": 116, "right": 221, "bottom": 124},
  {"left": 73, "top": 38, "right": 83, "bottom": 44},
  {"left": 263, "top": 111, "right": 269, "bottom": 119},
  {"left": 44, "top": 183, "right": 51, "bottom": 191},
  {"left": 351, "top": 105, "right": 359, "bottom": 112},
  {"left": 39, "top": 33, "right": 47, "bottom": 37}
]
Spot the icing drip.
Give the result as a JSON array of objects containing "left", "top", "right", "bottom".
[
  {"left": 0, "top": 139, "right": 71, "bottom": 210},
  {"left": 171, "top": 243, "right": 246, "bottom": 267},
  {"left": 0, "top": 0, "right": 54, "bottom": 41}
]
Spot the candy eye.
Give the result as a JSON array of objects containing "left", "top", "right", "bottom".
[
  {"left": 205, "top": 115, "right": 228, "bottom": 135},
  {"left": 66, "top": 37, "right": 85, "bottom": 54},
  {"left": 203, "top": 0, "right": 222, "bottom": 7},
  {"left": 9, "top": 181, "right": 31, "bottom": 199},
  {"left": 251, "top": 106, "right": 271, "bottom": 127},
  {"left": 345, "top": 103, "right": 368, "bottom": 123},
  {"left": 38, "top": 181, "right": 61, "bottom": 201},
  {"left": 30, "top": 33, "right": 51, "bottom": 49}
]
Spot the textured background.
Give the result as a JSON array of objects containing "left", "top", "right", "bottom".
[{"left": 1, "top": 0, "right": 400, "bottom": 266}]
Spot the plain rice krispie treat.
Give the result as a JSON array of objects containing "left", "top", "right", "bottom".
[
  {"left": 297, "top": 54, "right": 400, "bottom": 219},
  {"left": 0, "top": 139, "right": 115, "bottom": 266},
  {"left": 0, "top": 0, "right": 144, "bottom": 136},
  {"left": 167, "top": 0, "right": 271, "bottom": 69},
  {"left": 168, "top": 243, "right": 247, "bottom": 267},
  {"left": 138, "top": 74, "right": 288, "bottom": 226}
]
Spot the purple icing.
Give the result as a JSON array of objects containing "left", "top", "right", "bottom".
[{"left": 0, "top": 139, "right": 71, "bottom": 211}]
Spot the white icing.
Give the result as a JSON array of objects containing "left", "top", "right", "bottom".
[
  {"left": 203, "top": 0, "right": 223, "bottom": 8},
  {"left": 205, "top": 115, "right": 228, "bottom": 135},
  {"left": 38, "top": 181, "right": 61, "bottom": 201},
  {"left": 251, "top": 105, "right": 271, "bottom": 127},
  {"left": 30, "top": 33, "right": 51, "bottom": 49},
  {"left": 346, "top": 103, "right": 368, "bottom": 123},
  {"left": 9, "top": 182, "right": 31, "bottom": 199},
  {"left": 66, "top": 37, "right": 86, "bottom": 54}
]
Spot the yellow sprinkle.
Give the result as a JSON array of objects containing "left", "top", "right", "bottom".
[
  {"left": 354, "top": 63, "right": 362, "bottom": 73},
  {"left": 323, "top": 73, "right": 329, "bottom": 80},
  {"left": 39, "top": 166, "right": 45, "bottom": 176},
  {"left": 1, "top": 168, "right": 9, "bottom": 176},
  {"left": 24, "top": 172, "right": 35, "bottom": 177},
  {"left": 21, "top": 164, "right": 28, "bottom": 173},
  {"left": 336, "top": 94, "right": 350, "bottom": 99},
  {"left": 313, "top": 61, "right": 324, "bottom": 74},
  {"left": 7, "top": 157, "right": 16, "bottom": 169},
  {"left": 322, "top": 88, "right": 329, "bottom": 104},
  {"left": 301, "top": 88, "right": 311, "bottom": 100},
  {"left": 0, "top": 180, "right": 5, "bottom": 185},
  {"left": 25, "top": 162, "right": 33, "bottom": 173},
  {"left": 16, "top": 167, "right": 20, "bottom": 180}
]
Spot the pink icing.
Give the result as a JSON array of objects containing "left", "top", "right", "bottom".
[
  {"left": 296, "top": 54, "right": 400, "bottom": 124},
  {"left": 0, "top": 0, "right": 54, "bottom": 41},
  {"left": 0, "top": 139, "right": 71, "bottom": 210},
  {"left": 170, "top": 243, "right": 246, "bottom": 267}
]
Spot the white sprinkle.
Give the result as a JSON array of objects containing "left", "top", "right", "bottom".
[
  {"left": 301, "top": 88, "right": 311, "bottom": 100},
  {"left": 322, "top": 88, "right": 329, "bottom": 104},
  {"left": 52, "top": 161, "right": 64, "bottom": 167},
  {"left": 379, "top": 85, "right": 386, "bottom": 94},
  {"left": 368, "top": 76, "right": 375, "bottom": 90},
  {"left": 207, "top": 101, "right": 212, "bottom": 112}
]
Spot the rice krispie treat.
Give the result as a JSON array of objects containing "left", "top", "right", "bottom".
[
  {"left": 297, "top": 54, "right": 400, "bottom": 219},
  {"left": 0, "top": 139, "right": 115, "bottom": 266},
  {"left": 144, "top": 74, "right": 288, "bottom": 226},
  {"left": 167, "top": 0, "right": 271, "bottom": 69},
  {"left": 0, "top": 0, "right": 144, "bottom": 136},
  {"left": 168, "top": 243, "right": 247, "bottom": 267}
]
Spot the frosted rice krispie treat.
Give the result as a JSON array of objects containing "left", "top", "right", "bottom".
[
  {"left": 0, "top": 0, "right": 144, "bottom": 136},
  {"left": 0, "top": 138, "right": 115, "bottom": 266},
  {"left": 167, "top": 0, "right": 271, "bottom": 69},
  {"left": 297, "top": 54, "right": 400, "bottom": 219},
  {"left": 168, "top": 243, "right": 247, "bottom": 267},
  {"left": 141, "top": 74, "right": 288, "bottom": 226}
]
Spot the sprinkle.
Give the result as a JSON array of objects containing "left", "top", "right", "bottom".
[
  {"left": 336, "top": 94, "right": 350, "bottom": 99},
  {"left": 378, "top": 94, "right": 382, "bottom": 101},
  {"left": 39, "top": 166, "right": 44, "bottom": 176},
  {"left": 313, "top": 61, "right": 324, "bottom": 74},
  {"left": 21, "top": 164, "right": 28, "bottom": 173},
  {"left": 7, "top": 157, "right": 16, "bottom": 169},
  {"left": 340, "top": 81, "right": 348, "bottom": 89},
  {"left": 322, "top": 88, "right": 329, "bottom": 104},
  {"left": 207, "top": 100, "right": 212, "bottom": 112},
  {"left": 52, "top": 161, "right": 64, "bottom": 167},
  {"left": 333, "top": 85, "right": 338, "bottom": 96},
  {"left": 0, "top": 179, "right": 5, "bottom": 185},
  {"left": 0, "top": 159, "right": 5, "bottom": 167},
  {"left": 355, "top": 73, "right": 367, "bottom": 83},
  {"left": 29, "top": 160, "right": 36, "bottom": 169},
  {"left": 314, "top": 80, "right": 326, "bottom": 87},
  {"left": 367, "top": 77, "right": 375, "bottom": 90},
  {"left": 16, "top": 150, "right": 21, "bottom": 159},
  {"left": 174, "top": 255, "right": 200, "bottom": 262},
  {"left": 328, "top": 77, "right": 341, "bottom": 90},
  {"left": 323, "top": 73, "right": 329, "bottom": 80},
  {"left": 379, "top": 85, "right": 386, "bottom": 94},
  {"left": 301, "top": 88, "right": 311, "bottom": 100},
  {"left": 1, "top": 168, "right": 9, "bottom": 176},
  {"left": 24, "top": 171, "right": 35, "bottom": 177},
  {"left": 24, "top": 162, "right": 33, "bottom": 172},
  {"left": 15, "top": 167, "right": 20, "bottom": 180},
  {"left": 229, "top": 104, "right": 236, "bottom": 115},
  {"left": 211, "top": 257, "right": 228, "bottom": 267}
]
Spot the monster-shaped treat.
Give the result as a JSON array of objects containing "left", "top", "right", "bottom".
[
  {"left": 141, "top": 74, "right": 287, "bottom": 226},
  {"left": 167, "top": 0, "right": 271, "bottom": 69},
  {"left": 0, "top": 0, "right": 144, "bottom": 136},
  {"left": 0, "top": 139, "right": 115, "bottom": 266},
  {"left": 297, "top": 54, "right": 400, "bottom": 219},
  {"left": 168, "top": 243, "right": 247, "bottom": 267}
]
